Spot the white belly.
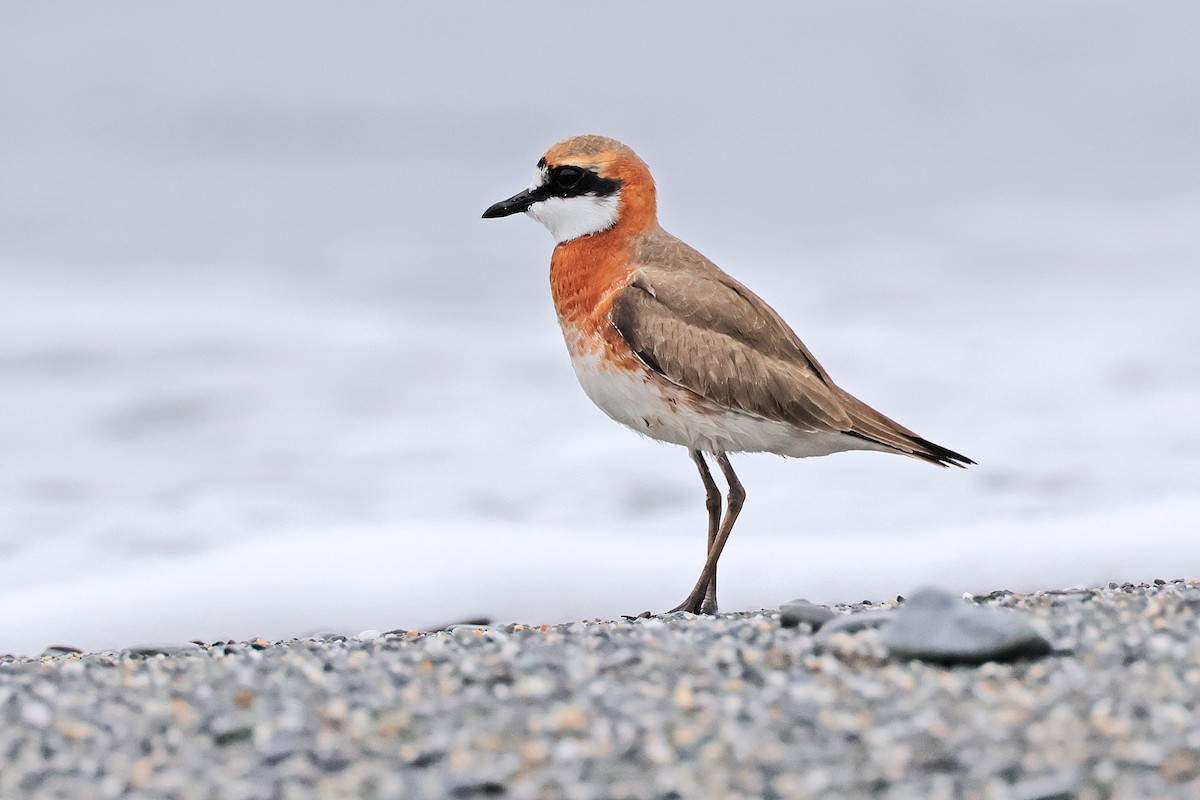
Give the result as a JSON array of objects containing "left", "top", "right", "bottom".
[{"left": 568, "top": 347, "right": 877, "bottom": 458}]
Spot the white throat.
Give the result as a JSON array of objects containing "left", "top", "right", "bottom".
[
  {"left": 523, "top": 165, "right": 620, "bottom": 243},
  {"left": 526, "top": 194, "right": 621, "bottom": 243}
]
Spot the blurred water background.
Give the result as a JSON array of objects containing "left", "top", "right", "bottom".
[{"left": 1, "top": 1, "right": 1198, "bottom": 654}]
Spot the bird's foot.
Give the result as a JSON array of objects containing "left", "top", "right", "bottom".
[
  {"left": 667, "top": 592, "right": 718, "bottom": 615},
  {"left": 701, "top": 586, "right": 719, "bottom": 615}
]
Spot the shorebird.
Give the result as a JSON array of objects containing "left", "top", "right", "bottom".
[{"left": 483, "top": 135, "right": 973, "bottom": 615}]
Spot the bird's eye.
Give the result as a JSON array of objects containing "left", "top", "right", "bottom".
[{"left": 555, "top": 167, "right": 583, "bottom": 189}]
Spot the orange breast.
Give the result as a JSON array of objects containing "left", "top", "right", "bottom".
[{"left": 549, "top": 231, "right": 641, "bottom": 367}]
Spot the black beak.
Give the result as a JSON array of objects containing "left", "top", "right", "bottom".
[{"left": 482, "top": 189, "right": 536, "bottom": 219}]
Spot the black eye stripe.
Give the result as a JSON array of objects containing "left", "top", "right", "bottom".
[{"left": 531, "top": 164, "right": 622, "bottom": 201}]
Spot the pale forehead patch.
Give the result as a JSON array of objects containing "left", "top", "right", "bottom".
[{"left": 528, "top": 165, "right": 548, "bottom": 191}]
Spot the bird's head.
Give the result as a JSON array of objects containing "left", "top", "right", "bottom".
[{"left": 482, "top": 135, "right": 657, "bottom": 244}]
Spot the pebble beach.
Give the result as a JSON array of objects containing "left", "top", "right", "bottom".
[{"left": 4, "top": 581, "right": 1200, "bottom": 799}]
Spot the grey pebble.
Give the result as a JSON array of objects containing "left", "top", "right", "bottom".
[
  {"left": 123, "top": 641, "right": 204, "bottom": 658},
  {"left": 449, "top": 780, "right": 507, "bottom": 798},
  {"left": 40, "top": 645, "right": 82, "bottom": 657},
  {"left": 1011, "top": 770, "right": 1079, "bottom": 800},
  {"left": 19, "top": 700, "right": 53, "bottom": 728},
  {"left": 779, "top": 598, "right": 836, "bottom": 630},
  {"left": 308, "top": 747, "right": 352, "bottom": 773},
  {"left": 445, "top": 623, "right": 508, "bottom": 633},
  {"left": 258, "top": 732, "right": 302, "bottom": 766},
  {"left": 212, "top": 726, "right": 253, "bottom": 747},
  {"left": 883, "top": 586, "right": 1053, "bottom": 664}
]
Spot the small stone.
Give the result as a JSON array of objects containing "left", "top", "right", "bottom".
[
  {"left": 58, "top": 720, "right": 94, "bottom": 740},
  {"left": 124, "top": 642, "right": 203, "bottom": 658},
  {"left": 449, "top": 781, "right": 507, "bottom": 797},
  {"left": 308, "top": 747, "right": 352, "bottom": 772},
  {"left": 409, "top": 750, "right": 446, "bottom": 768},
  {"left": 257, "top": 732, "right": 300, "bottom": 766},
  {"left": 1010, "top": 770, "right": 1078, "bottom": 800},
  {"left": 212, "top": 725, "right": 254, "bottom": 747},
  {"left": 883, "top": 587, "right": 1052, "bottom": 665},
  {"left": 447, "top": 623, "right": 504, "bottom": 633},
  {"left": 1161, "top": 747, "right": 1200, "bottom": 783},
  {"left": 431, "top": 617, "right": 492, "bottom": 632},
  {"left": 780, "top": 599, "right": 836, "bottom": 630},
  {"left": 20, "top": 701, "right": 53, "bottom": 728},
  {"left": 40, "top": 645, "right": 82, "bottom": 658}
]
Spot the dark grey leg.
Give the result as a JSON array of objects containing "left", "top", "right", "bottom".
[
  {"left": 689, "top": 450, "right": 722, "bottom": 614},
  {"left": 669, "top": 452, "right": 746, "bottom": 615}
]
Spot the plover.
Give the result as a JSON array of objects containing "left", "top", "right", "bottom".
[{"left": 483, "top": 135, "right": 973, "bottom": 615}]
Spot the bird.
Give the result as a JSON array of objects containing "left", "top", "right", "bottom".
[{"left": 482, "top": 135, "right": 973, "bottom": 615}]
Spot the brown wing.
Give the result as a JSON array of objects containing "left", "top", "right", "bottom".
[
  {"left": 610, "top": 269, "right": 852, "bottom": 433},
  {"left": 610, "top": 233, "right": 974, "bottom": 467}
]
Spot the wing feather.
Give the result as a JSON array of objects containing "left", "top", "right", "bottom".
[
  {"left": 610, "top": 273, "right": 851, "bottom": 432},
  {"left": 607, "top": 231, "right": 974, "bottom": 467}
]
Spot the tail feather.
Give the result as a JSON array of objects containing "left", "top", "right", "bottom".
[
  {"left": 844, "top": 429, "right": 974, "bottom": 468},
  {"left": 837, "top": 390, "right": 975, "bottom": 469},
  {"left": 905, "top": 435, "right": 975, "bottom": 468}
]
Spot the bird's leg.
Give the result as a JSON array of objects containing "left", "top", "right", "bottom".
[
  {"left": 669, "top": 453, "right": 745, "bottom": 615},
  {"left": 688, "top": 450, "right": 722, "bottom": 614}
]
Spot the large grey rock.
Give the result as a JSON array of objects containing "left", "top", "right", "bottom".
[{"left": 883, "top": 587, "right": 1052, "bottom": 664}]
